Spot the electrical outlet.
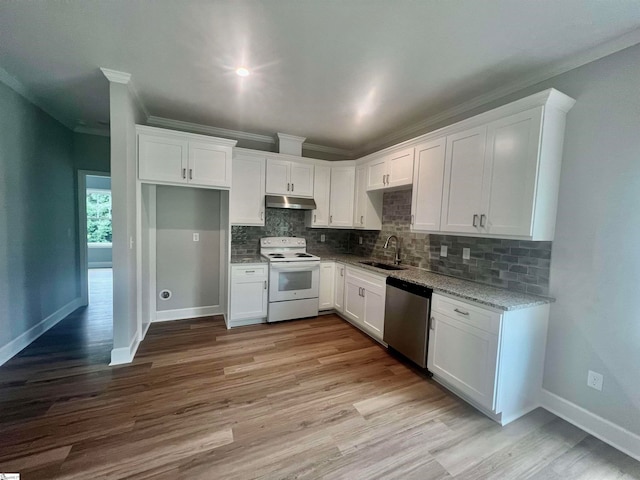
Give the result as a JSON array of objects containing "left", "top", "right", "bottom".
[
  {"left": 359, "top": 237, "right": 363, "bottom": 245},
  {"left": 587, "top": 370, "right": 603, "bottom": 391},
  {"left": 320, "top": 234, "right": 325, "bottom": 243},
  {"left": 463, "top": 248, "right": 470, "bottom": 260},
  {"left": 193, "top": 232, "right": 200, "bottom": 242},
  {"left": 440, "top": 245, "right": 448, "bottom": 257}
]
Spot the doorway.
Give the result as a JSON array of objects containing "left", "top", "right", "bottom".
[{"left": 78, "top": 171, "right": 113, "bottom": 326}]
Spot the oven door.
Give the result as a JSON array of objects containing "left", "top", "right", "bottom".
[{"left": 269, "top": 261, "right": 320, "bottom": 302}]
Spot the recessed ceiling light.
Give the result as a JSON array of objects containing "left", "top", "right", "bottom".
[{"left": 236, "top": 67, "right": 250, "bottom": 77}]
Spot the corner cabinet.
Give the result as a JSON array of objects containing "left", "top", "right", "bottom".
[
  {"left": 343, "top": 266, "right": 386, "bottom": 341},
  {"left": 230, "top": 153, "right": 266, "bottom": 226},
  {"left": 229, "top": 264, "right": 269, "bottom": 327},
  {"left": 265, "top": 158, "right": 314, "bottom": 197},
  {"left": 427, "top": 293, "right": 550, "bottom": 425},
  {"left": 319, "top": 261, "right": 335, "bottom": 310},
  {"left": 137, "top": 125, "right": 236, "bottom": 189}
]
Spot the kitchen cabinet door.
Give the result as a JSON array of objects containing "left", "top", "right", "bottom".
[
  {"left": 366, "top": 157, "right": 387, "bottom": 191},
  {"left": 411, "top": 138, "right": 446, "bottom": 232},
  {"left": 344, "top": 276, "right": 365, "bottom": 325},
  {"left": 440, "top": 125, "right": 487, "bottom": 233},
  {"left": 427, "top": 311, "right": 499, "bottom": 410},
  {"left": 387, "top": 147, "right": 414, "bottom": 188},
  {"left": 230, "top": 265, "right": 268, "bottom": 323},
  {"left": 329, "top": 166, "right": 355, "bottom": 228},
  {"left": 138, "top": 133, "right": 188, "bottom": 184},
  {"left": 481, "top": 107, "right": 543, "bottom": 237},
  {"left": 334, "top": 263, "right": 345, "bottom": 313},
  {"left": 309, "top": 165, "right": 330, "bottom": 227},
  {"left": 289, "top": 163, "right": 314, "bottom": 197},
  {"left": 231, "top": 155, "right": 265, "bottom": 226},
  {"left": 319, "top": 262, "right": 335, "bottom": 310},
  {"left": 353, "top": 165, "right": 383, "bottom": 230},
  {"left": 265, "top": 159, "right": 291, "bottom": 195},
  {"left": 188, "top": 141, "right": 232, "bottom": 188},
  {"left": 363, "top": 284, "right": 385, "bottom": 340}
]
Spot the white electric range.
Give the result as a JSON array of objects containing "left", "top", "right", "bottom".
[{"left": 260, "top": 237, "right": 321, "bottom": 323}]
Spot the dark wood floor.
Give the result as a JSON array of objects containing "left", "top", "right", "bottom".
[{"left": 1, "top": 272, "right": 639, "bottom": 479}]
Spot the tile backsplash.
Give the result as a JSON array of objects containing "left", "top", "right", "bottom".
[{"left": 231, "top": 189, "right": 551, "bottom": 296}]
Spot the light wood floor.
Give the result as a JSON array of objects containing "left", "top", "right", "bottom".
[{"left": 1, "top": 281, "right": 639, "bottom": 479}]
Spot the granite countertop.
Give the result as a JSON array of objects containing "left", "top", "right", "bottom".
[
  {"left": 315, "top": 253, "right": 554, "bottom": 311},
  {"left": 230, "top": 254, "right": 267, "bottom": 264}
]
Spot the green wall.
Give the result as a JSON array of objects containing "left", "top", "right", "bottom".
[
  {"left": 0, "top": 80, "right": 78, "bottom": 353},
  {"left": 74, "top": 132, "right": 110, "bottom": 173}
]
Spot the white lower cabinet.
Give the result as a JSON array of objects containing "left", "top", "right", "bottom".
[
  {"left": 319, "top": 262, "right": 335, "bottom": 310},
  {"left": 343, "top": 266, "right": 386, "bottom": 341},
  {"left": 229, "top": 264, "right": 268, "bottom": 327},
  {"left": 334, "top": 263, "right": 346, "bottom": 313},
  {"left": 427, "top": 293, "right": 550, "bottom": 425}
]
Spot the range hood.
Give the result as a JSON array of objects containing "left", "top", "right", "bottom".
[{"left": 266, "top": 195, "right": 316, "bottom": 210}]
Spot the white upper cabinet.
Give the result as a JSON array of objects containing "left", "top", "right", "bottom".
[
  {"left": 230, "top": 154, "right": 266, "bottom": 226},
  {"left": 353, "top": 165, "right": 383, "bottom": 230},
  {"left": 481, "top": 107, "right": 544, "bottom": 237},
  {"left": 366, "top": 147, "right": 415, "bottom": 191},
  {"left": 137, "top": 125, "right": 235, "bottom": 189},
  {"left": 307, "top": 165, "right": 330, "bottom": 227},
  {"left": 411, "top": 139, "right": 446, "bottom": 232},
  {"left": 440, "top": 126, "right": 488, "bottom": 234},
  {"left": 329, "top": 166, "right": 355, "bottom": 228},
  {"left": 266, "top": 158, "right": 314, "bottom": 197}
]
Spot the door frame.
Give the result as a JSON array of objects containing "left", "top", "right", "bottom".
[{"left": 77, "top": 170, "right": 111, "bottom": 306}]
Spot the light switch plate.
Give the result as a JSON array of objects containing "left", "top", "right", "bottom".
[
  {"left": 320, "top": 234, "right": 325, "bottom": 243},
  {"left": 463, "top": 248, "right": 470, "bottom": 260},
  {"left": 193, "top": 233, "right": 200, "bottom": 242},
  {"left": 359, "top": 237, "right": 363, "bottom": 245},
  {"left": 440, "top": 245, "right": 448, "bottom": 257}
]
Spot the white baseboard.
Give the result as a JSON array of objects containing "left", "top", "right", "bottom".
[
  {"left": 540, "top": 388, "right": 640, "bottom": 461},
  {"left": 88, "top": 262, "right": 112, "bottom": 268},
  {"left": 154, "top": 305, "right": 223, "bottom": 322},
  {"left": 0, "top": 297, "right": 83, "bottom": 366},
  {"left": 110, "top": 333, "right": 140, "bottom": 366}
]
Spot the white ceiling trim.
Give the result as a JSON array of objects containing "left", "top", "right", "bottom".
[
  {"left": 74, "top": 125, "right": 110, "bottom": 137},
  {"left": 353, "top": 27, "right": 640, "bottom": 156},
  {"left": 146, "top": 116, "right": 354, "bottom": 157},
  {"left": 0, "top": 65, "right": 75, "bottom": 129},
  {"left": 99, "top": 67, "right": 150, "bottom": 121}
]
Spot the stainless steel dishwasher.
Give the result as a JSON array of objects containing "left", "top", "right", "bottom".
[{"left": 383, "top": 277, "right": 432, "bottom": 368}]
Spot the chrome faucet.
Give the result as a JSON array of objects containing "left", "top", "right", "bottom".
[{"left": 383, "top": 235, "right": 401, "bottom": 265}]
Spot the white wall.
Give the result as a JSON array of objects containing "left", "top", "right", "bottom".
[{"left": 108, "top": 79, "right": 144, "bottom": 363}]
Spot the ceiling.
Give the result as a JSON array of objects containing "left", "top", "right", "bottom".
[{"left": 1, "top": 0, "right": 640, "bottom": 156}]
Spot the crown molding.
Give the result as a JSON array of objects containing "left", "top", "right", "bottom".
[
  {"left": 0, "top": 65, "right": 75, "bottom": 129},
  {"left": 74, "top": 125, "right": 110, "bottom": 137},
  {"left": 302, "top": 143, "right": 353, "bottom": 157},
  {"left": 147, "top": 116, "right": 276, "bottom": 145},
  {"left": 352, "top": 27, "right": 640, "bottom": 156},
  {"left": 100, "top": 68, "right": 131, "bottom": 84},
  {"left": 277, "top": 132, "right": 307, "bottom": 143}
]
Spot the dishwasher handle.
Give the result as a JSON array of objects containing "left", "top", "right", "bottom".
[{"left": 386, "top": 276, "right": 432, "bottom": 298}]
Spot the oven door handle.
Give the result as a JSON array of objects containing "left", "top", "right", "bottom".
[{"left": 270, "top": 264, "right": 320, "bottom": 272}]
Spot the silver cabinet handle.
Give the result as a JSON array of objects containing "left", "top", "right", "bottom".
[
  {"left": 245, "top": 270, "right": 255, "bottom": 273},
  {"left": 358, "top": 287, "right": 362, "bottom": 297},
  {"left": 189, "top": 169, "right": 193, "bottom": 180},
  {"left": 182, "top": 168, "right": 186, "bottom": 179},
  {"left": 362, "top": 288, "right": 365, "bottom": 298},
  {"left": 386, "top": 174, "right": 390, "bottom": 185},
  {"left": 360, "top": 215, "right": 364, "bottom": 224},
  {"left": 382, "top": 174, "right": 385, "bottom": 185},
  {"left": 314, "top": 214, "right": 316, "bottom": 223},
  {"left": 473, "top": 214, "right": 479, "bottom": 227},
  {"left": 480, "top": 214, "right": 486, "bottom": 228},
  {"left": 287, "top": 183, "right": 290, "bottom": 191},
  {"left": 264, "top": 280, "right": 267, "bottom": 290},
  {"left": 330, "top": 215, "right": 333, "bottom": 223},
  {"left": 411, "top": 214, "right": 415, "bottom": 225},
  {"left": 340, "top": 267, "right": 344, "bottom": 277},
  {"left": 430, "top": 317, "right": 435, "bottom": 330},
  {"left": 291, "top": 183, "right": 294, "bottom": 192},
  {"left": 454, "top": 308, "right": 469, "bottom": 316},
  {"left": 260, "top": 211, "right": 264, "bottom": 221}
]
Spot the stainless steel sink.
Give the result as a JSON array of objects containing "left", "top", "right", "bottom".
[{"left": 359, "top": 261, "right": 406, "bottom": 271}]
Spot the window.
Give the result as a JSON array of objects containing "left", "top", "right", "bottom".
[{"left": 87, "top": 189, "right": 112, "bottom": 245}]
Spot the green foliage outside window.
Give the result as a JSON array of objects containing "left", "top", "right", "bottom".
[{"left": 87, "top": 191, "right": 112, "bottom": 243}]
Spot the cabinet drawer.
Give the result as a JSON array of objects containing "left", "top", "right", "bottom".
[
  {"left": 432, "top": 294, "right": 501, "bottom": 334},
  {"left": 232, "top": 265, "right": 268, "bottom": 279}
]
